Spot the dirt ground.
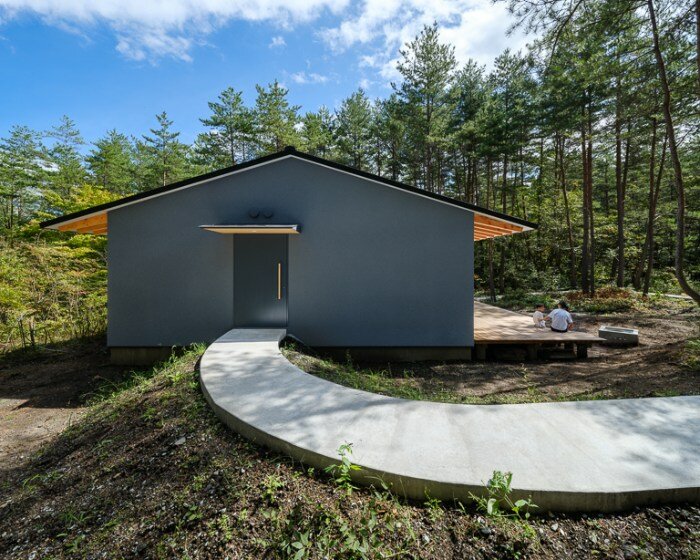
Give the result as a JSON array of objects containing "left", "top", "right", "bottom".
[
  {"left": 459, "top": 311, "right": 700, "bottom": 401},
  {"left": 288, "top": 309, "right": 700, "bottom": 404},
  {"left": 0, "top": 337, "right": 133, "bottom": 469},
  {"left": 0, "top": 345, "right": 698, "bottom": 559}
]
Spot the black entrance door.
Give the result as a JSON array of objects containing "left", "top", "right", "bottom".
[{"left": 233, "top": 235, "right": 288, "bottom": 328}]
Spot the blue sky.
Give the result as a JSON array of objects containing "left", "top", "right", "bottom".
[{"left": 0, "top": 0, "right": 529, "bottom": 146}]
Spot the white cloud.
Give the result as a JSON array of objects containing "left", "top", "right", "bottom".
[
  {"left": 290, "top": 71, "right": 329, "bottom": 85},
  {"left": 0, "top": 0, "right": 530, "bottom": 73},
  {"left": 321, "top": 0, "right": 531, "bottom": 80},
  {"left": 0, "top": 0, "right": 346, "bottom": 61},
  {"left": 269, "top": 35, "right": 285, "bottom": 48}
]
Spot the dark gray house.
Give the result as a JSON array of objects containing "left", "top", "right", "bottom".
[{"left": 42, "top": 147, "right": 534, "bottom": 364}]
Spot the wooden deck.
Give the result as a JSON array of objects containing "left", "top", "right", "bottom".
[{"left": 473, "top": 302, "right": 603, "bottom": 358}]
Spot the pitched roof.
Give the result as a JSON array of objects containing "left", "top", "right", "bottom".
[{"left": 40, "top": 146, "right": 537, "bottom": 239}]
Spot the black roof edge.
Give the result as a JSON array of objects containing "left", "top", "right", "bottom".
[{"left": 40, "top": 145, "right": 538, "bottom": 230}]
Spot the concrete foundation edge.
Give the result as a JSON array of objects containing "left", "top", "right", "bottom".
[
  {"left": 312, "top": 346, "right": 472, "bottom": 362},
  {"left": 111, "top": 346, "right": 177, "bottom": 366}
]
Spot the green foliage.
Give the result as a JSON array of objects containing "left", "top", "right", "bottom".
[
  {"left": 253, "top": 80, "right": 300, "bottom": 154},
  {"left": 300, "top": 106, "right": 334, "bottom": 157},
  {"left": 470, "top": 470, "right": 538, "bottom": 521},
  {"left": 45, "top": 115, "right": 87, "bottom": 200},
  {"left": 43, "top": 183, "right": 119, "bottom": 216},
  {"left": 197, "top": 87, "right": 255, "bottom": 168},
  {"left": 424, "top": 492, "right": 444, "bottom": 522},
  {"left": 683, "top": 338, "right": 700, "bottom": 371},
  {"left": 335, "top": 89, "right": 374, "bottom": 170},
  {"left": 138, "top": 111, "right": 191, "bottom": 188},
  {"left": 0, "top": 239, "right": 106, "bottom": 350},
  {"left": 324, "top": 443, "right": 362, "bottom": 494},
  {"left": 261, "top": 474, "right": 286, "bottom": 504},
  {"left": 86, "top": 129, "right": 137, "bottom": 195}
]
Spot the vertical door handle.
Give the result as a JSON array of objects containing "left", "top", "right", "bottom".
[{"left": 277, "top": 262, "right": 282, "bottom": 300}]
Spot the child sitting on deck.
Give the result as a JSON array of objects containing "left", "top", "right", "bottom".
[
  {"left": 532, "top": 304, "right": 546, "bottom": 328},
  {"left": 546, "top": 301, "right": 574, "bottom": 333}
]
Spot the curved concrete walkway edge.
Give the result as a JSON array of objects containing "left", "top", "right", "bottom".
[{"left": 200, "top": 329, "right": 700, "bottom": 512}]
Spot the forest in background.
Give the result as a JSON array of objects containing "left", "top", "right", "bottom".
[{"left": 0, "top": 0, "right": 698, "bottom": 348}]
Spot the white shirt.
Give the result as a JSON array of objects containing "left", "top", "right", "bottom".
[
  {"left": 532, "top": 310, "right": 545, "bottom": 328},
  {"left": 549, "top": 308, "right": 573, "bottom": 331}
]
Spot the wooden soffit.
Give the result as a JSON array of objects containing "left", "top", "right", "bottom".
[
  {"left": 473, "top": 213, "right": 525, "bottom": 241},
  {"left": 55, "top": 212, "right": 108, "bottom": 235}
]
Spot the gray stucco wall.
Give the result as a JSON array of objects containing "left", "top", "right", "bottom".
[{"left": 107, "top": 157, "right": 474, "bottom": 348}]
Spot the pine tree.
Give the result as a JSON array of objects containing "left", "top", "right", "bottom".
[
  {"left": 198, "top": 87, "right": 255, "bottom": 167},
  {"left": 374, "top": 94, "right": 405, "bottom": 181},
  {"left": 335, "top": 89, "right": 373, "bottom": 170},
  {"left": 300, "top": 107, "right": 334, "bottom": 157},
  {"left": 87, "top": 130, "right": 136, "bottom": 195},
  {"left": 45, "top": 115, "right": 86, "bottom": 201},
  {"left": 253, "top": 81, "right": 300, "bottom": 154},
  {"left": 0, "top": 126, "right": 44, "bottom": 234},
  {"left": 139, "top": 112, "right": 189, "bottom": 188},
  {"left": 395, "top": 23, "right": 457, "bottom": 193}
]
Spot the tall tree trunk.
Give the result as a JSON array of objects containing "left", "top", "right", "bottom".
[
  {"left": 486, "top": 157, "right": 496, "bottom": 302},
  {"left": 616, "top": 126, "right": 631, "bottom": 287},
  {"left": 614, "top": 86, "right": 631, "bottom": 288},
  {"left": 580, "top": 103, "right": 591, "bottom": 294},
  {"left": 499, "top": 155, "right": 508, "bottom": 294},
  {"left": 643, "top": 133, "right": 667, "bottom": 296},
  {"left": 587, "top": 109, "right": 595, "bottom": 296},
  {"left": 634, "top": 118, "right": 658, "bottom": 289},
  {"left": 697, "top": 0, "right": 700, "bottom": 96},
  {"left": 648, "top": 0, "right": 700, "bottom": 304},
  {"left": 558, "top": 135, "right": 577, "bottom": 288},
  {"left": 634, "top": 120, "right": 666, "bottom": 291}
]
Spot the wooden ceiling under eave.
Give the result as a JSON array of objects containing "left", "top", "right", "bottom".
[
  {"left": 52, "top": 210, "right": 526, "bottom": 240},
  {"left": 473, "top": 213, "right": 525, "bottom": 241},
  {"left": 55, "top": 213, "right": 108, "bottom": 235}
]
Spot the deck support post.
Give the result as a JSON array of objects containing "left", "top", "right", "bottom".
[
  {"left": 527, "top": 345, "right": 538, "bottom": 361},
  {"left": 475, "top": 344, "right": 487, "bottom": 361},
  {"left": 576, "top": 344, "right": 589, "bottom": 359}
]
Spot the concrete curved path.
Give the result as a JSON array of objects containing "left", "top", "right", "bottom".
[{"left": 200, "top": 329, "right": 700, "bottom": 512}]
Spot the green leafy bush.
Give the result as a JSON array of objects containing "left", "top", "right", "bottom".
[{"left": 0, "top": 239, "right": 107, "bottom": 351}]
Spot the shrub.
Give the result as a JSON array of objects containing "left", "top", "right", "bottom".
[
  {"left": 0, "top": 239, "right": 106, "bottom": 351},
  {"left": 566, "top": 287, "right": 635, "bottom": 313}
]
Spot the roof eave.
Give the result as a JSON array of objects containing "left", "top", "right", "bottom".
[{"left": 40, "top": 147, "right": 538, "bottom": 232}]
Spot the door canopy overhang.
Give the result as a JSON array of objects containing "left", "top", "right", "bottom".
[{"left": 199, "top": 224, "right": 300, "bottom": 235}]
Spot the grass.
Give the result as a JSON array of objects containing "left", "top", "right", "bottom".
[
  {"left": 1, "top": 343, "right": 699, "bottom": 558},
  {"left": 281, "top": 344, "right": 626, "bottom": 405},
  {"left": 685, "top": 338, "right": 700, "bottom": 370}
]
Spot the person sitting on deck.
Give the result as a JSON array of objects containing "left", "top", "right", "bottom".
[
  {"left": 532, "top": 304, "right": 546, "bottom": 328},
  {"left": 546, "top": 301, "right": 574, "bottom": 333}
]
